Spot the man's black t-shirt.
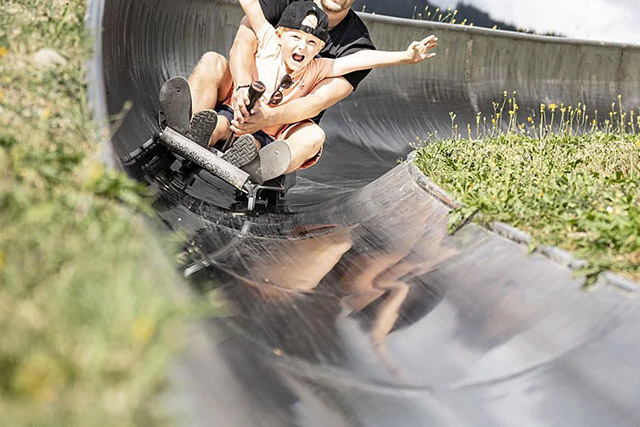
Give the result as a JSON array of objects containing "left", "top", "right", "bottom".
[{"left": 258, "top": 0, "right": 376, "bottom": 90}]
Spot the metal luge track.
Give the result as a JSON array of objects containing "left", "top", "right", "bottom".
[{"left": 88, "top": 1, "right": 640, "bottom": 425}]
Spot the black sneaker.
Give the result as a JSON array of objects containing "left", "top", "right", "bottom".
[
  {"left": 221, "top": 134, "right": 260, "bottom": 168},
  {"left": 190, "top": 109, "right": 218, "bottom": 148}
]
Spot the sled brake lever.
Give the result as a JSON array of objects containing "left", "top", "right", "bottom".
[{"left": 222, "top": 81, "right": 266, "bottom": 152}]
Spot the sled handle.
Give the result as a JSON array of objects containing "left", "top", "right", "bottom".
[{"left": 222, "top": 81, "right": 266, "bottom": 152}]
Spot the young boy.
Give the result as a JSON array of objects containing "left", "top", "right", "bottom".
[{"left": 209, "top": 0, "right": 437, "bottom": 182}]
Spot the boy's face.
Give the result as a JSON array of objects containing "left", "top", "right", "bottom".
[{"left": 278, "top": 28, "right": 324, "bottom": 73}]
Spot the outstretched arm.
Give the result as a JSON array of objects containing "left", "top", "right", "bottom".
[
  {"left": 237, "top": 0, "right": 267, "bottom": 34},
  {"left": 328, "top": 35, "right": 438, "bottom": 77}
]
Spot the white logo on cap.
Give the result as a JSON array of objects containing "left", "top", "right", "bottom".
[{"left": 301, "top": 13, "right": 319, "bottom": 30}]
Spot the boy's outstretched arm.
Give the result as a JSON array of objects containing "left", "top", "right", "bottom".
[
  {"left": 328, "top": 35, "right": 438, "bottom": 77},
  {"left": 237, "top": 0, "right": 268, "bottom": 36}
]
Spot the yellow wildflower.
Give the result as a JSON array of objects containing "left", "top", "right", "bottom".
[
  {"left": 549, "top": 103, "right": 557, "bottom": 112},
  {"left": 85, "top": 161, "right": 104, "bottom": 184},
  {"left": 527, "top": 116, "right": 534, "bottom": 123},
  {"left": 0, "top": 46, "right": 7, "bottom": 58},
  {"left": 14, "top": 354, "right": 64, "bottom": 403},
  {"left": 131, "top": 318, "right": 155, "bottom": 344}
]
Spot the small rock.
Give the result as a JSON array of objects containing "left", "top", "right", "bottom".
[{"left": 33, "top": 48, "right": 67, "bottom": 68}]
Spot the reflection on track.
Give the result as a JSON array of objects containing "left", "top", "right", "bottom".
[{"left": 91, "top": 0, "right": 640, "bottom": 424}]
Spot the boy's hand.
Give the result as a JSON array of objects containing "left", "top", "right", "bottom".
[
  {"left": 231, "top": 86, "right": 252, "bottom": 123},
  {"left": 231, "top": 97, "right": 271, "bottom": 135},
  {"left": 406, "top": 35, "right": 438, "bottom": 64}
]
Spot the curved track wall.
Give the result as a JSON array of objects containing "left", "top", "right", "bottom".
[
  {"left": 90, "top": 1, "right": 640, "bottom": 425},
  {"left": 101, "top": 0, "right": 640, "bottom": 160}
]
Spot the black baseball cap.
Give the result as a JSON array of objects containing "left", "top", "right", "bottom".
[{"left": 277, "top": 1, "right": 330, "bottom": 43}]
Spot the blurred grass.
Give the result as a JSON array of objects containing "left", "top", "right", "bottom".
[{"left": 0, "top": 0, "right": 200, "bottom": 424}]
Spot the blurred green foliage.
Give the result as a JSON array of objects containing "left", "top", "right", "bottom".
[{"left": 0, "top": 0, "right": 202, "bottom": 425}]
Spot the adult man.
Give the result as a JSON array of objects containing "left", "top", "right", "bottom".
[{"left": 187, "top": 0, "right": 374, "bottom": 176}]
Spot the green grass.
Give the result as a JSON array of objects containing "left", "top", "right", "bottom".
[
  {"left": 415, "top": 101, "right": 640, "bottom": 282},
  {"left": 0, "top": 0, "right": 201, "bottom": 424}
]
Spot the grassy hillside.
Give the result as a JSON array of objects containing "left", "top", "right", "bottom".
[{"left": 415, "top": 98, "right": 640, "bottom": 282}]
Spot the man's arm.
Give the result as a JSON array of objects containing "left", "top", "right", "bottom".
[
  {"left": 229, "top": 17, "right": 259, "bottom": 120},
  {"left": 230, "top": 77, "right": 354, "bottom": 135}
]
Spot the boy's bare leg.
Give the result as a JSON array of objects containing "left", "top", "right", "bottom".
[
  {"left": 209, "top": 116, "right": 232, "bottom": 147},
  {"left": 188, "top": 52, "right": 234, "bottom": 114},
  {"left": 281, "top": 122, "right": 325, "bottom": 174}
]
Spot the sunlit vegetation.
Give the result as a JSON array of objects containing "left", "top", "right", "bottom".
[{"left": 415, "top": 94, "right": 640, "bottom": 282}]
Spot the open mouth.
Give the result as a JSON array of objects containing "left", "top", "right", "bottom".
[{"left": 292, "top": 53, "right": 305, "bottom": 63}]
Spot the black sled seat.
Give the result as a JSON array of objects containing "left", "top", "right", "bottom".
[{"left": 122, "top": 127, "right": 292, "bottom": 212}]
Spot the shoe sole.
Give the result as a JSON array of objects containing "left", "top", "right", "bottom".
[
  {"left": 190, "top": 110, "right": 218, "bottom": 148},
  {"left": 222, "top": 135, "right": 259, "bottom": 168},
  {"left": 159, "top": 76, "right": 192, "bottom": 135},
  {"left": 242, "top": 140, "right": 291, "bottom": 183}
]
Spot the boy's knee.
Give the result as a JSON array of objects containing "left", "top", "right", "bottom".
[
  {"left": 198, "top": 51, "right": 229, "bottom": 74},
  {"left": 307, "top": 125, "right": 325, "bottom": 149}
]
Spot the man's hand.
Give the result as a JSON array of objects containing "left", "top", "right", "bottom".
[
  {"left": 405, "top": 35, "right": 438, "bottom": 64},
  {"left": 231, "top": 86, "right": 252, "bottom": 124},
  {"left": 230, "top": 97, "right": 271, "bottom": 135}
]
